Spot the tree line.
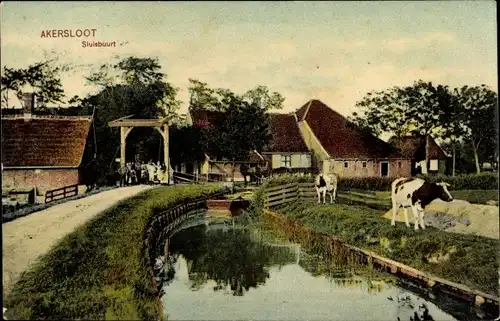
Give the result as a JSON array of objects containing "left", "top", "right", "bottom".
[
  {"left": 1, "top": 55, "right": 497, "bottom": 182},
  {"left": 349, "top": 80, "right": 498, "bottom": 175}
]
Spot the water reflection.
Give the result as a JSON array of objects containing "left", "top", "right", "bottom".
[
  {"left": 162, "top": 225, "right": 297, "bottom": 296},
  {"left": 155, "top": 223, "right": 483, "bottom": 321}
]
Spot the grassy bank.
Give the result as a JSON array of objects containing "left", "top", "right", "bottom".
[
  {"left": 5, "top": 183, "right": 223, "bottom": 320},
  {"left": 274, "top": 199, "right": 499, "bottom": 295}
]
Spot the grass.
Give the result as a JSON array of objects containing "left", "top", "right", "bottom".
[
  {"left": 273, "top": 199, "right": 499, "bottom": 295},
  {"left": 4, "top": 183, "right": 223, "bottom": 320}
]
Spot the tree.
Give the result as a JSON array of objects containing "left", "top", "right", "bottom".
[
  {"left": 437, "top": 89, "right": 468, "bottom": 176},
  {"left": 350, "top": 80, "right": 455, "bottom": 174},
  {"left": 454, "top": 85, "right": 498, "bottom": 174},
  {"left": 80, "top": 56, "right": 181, "bottom": 183},
  {"left": 169, "top": 125, "right": 205, "bottom": 168},
  {"left": 188, "top": 79, "right": 285, "bottom": 112},
  {"left": 242, "top": 85, "right": 285, "bottom": 111},
  {"left": 1, "top": 59, "right": 66, "bottom": 108},
  {"left": 200, "top": 91, "right": 271, "bottom": 191},
  {"left": 188, "top": 78, "right": 219, "bottom": 111}
]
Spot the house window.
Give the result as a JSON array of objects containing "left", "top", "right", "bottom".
[
  {"left": 344, "top": 161, "right": 349, "bottom": 168},
  {"left": 430, "top": 159, "right": 439, "bottom": 171},
  {"left": 299, "top": 154, "right": 311, "bottom": 168},
  {"left": 398, "top": 161, "right": 402, "bottom": 168},
  {"left": 362, "top": 161, "right": 367, "bottom": 168},
  {"left": 280, "top": 155, "right": 291, "bottom": 168}
]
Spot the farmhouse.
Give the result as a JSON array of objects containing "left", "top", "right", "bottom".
[
  {"left": 388, "top": 133, "right": 449, "bottom": 175},
  {"left": 295, "top": 99, "right": 411, "bottom": 177},
  {"left": 1, "top": 93, "right": 95, "bottom": 201},
  {"left": 262, "top": 113, "right": 312, "bottom": 172}
]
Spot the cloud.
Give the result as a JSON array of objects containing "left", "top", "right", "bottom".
[
  {"left": 1, "top": 26, "right": 495, "bottom": 120},
  {"left": 334, "top": 32, "right": 457, "bottom": 53}
]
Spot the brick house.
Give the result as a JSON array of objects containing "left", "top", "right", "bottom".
[
  {"left": 388, "top": 134, "right": 449, "bottom": 175},
  {"left": 295, "top": 99, "right": 411, "bottom": 178},
  {"left": 1, "top": 93, "right": 94, "bottom": 199},
  {"left": 262, "top": 113, "right": 312, "bottom": 172}
]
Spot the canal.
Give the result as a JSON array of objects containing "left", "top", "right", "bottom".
[{"left": 154, "top": 217, "right": 494, "bottom": 321}]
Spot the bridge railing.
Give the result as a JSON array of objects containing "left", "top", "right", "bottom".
[
  {"left": 173, "top": 171, "right": 228, "bottom": 183},
  {"left": 45, "top": 184, "right": 78, "bottom": 204}
]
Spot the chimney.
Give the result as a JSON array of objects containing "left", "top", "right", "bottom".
[{"left": 22, "top": 93, "right": 35, "bottom": 121}]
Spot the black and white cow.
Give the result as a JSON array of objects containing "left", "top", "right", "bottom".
[
  {"left": 315, "top": 173, "right": 338, "bottom": 204},
  {"left": 391, "top": 177, "right": 453, "bottom": 230}
]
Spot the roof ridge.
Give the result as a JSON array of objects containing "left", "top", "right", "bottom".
[{"left": 301, "top": 100, "right": 313, "bottom": 121}]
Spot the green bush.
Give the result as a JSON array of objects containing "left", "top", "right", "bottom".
[
  {"left": 260, "top": 172, "right": 498, "bottom": 192},
  {"left": 416, "top": 172, "right": 499, "bottom": 190},
  {"left": 339, "top": 176, "right": 394, "bottom": 191},
  {"left": 5, "top": 183, "right": 223, "bottom": 320},
  {"left": 340, "top": 172, "right": 498, "bottom": 191}
]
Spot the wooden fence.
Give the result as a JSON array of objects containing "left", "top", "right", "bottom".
[
  {"left": 45, "top": 184, "right": 78, "bottom": 204},
  {"left": 264, "top": 182, "right": 316, "bottom": 208},
  {"left": 173, "top": 171, "right": 228, "bottom": 183}
]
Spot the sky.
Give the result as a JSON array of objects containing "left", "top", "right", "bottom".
[{"left": 1, "top": 1, "right": 497, "bottom": 120}]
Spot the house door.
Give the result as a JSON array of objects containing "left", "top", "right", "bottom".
[{"left": 380, "top": 161, "right": 389, "bottom": 177}]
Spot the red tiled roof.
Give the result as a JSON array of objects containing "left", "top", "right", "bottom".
[
  {"left": 296, "top": 99, "right": 407, "bottom": 159},
  {"left": 189, "top": 109, "right": 223, "bottom": 129},
  {"left": 264, "top": 113, "right": 309, "bottom": 153},
  {"left": 388, "top": 135, "right": 448, "bottom": 160},
  {"left": 295, "top": 100, "right": 312, "bottom": 123},
  {"left": 1, "top": 115, "right": 92, "bottom": 167}
]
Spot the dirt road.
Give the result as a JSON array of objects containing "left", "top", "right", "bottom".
[{"left": 2, "top": 185, "right": 155, "bottom": 298}]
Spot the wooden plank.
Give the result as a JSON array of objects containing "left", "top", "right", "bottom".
[
  {"left": 267, "top": 189, "right": 298, "bottom": 200},
  {"left": 266, "top": 186, "right": 298, "bottom": 197},
  {"left": 264, "top": 195, "right": 297, "bottom": 205},
  {"left": 265, "top": 183, "right": 297, "bottom": 193},
  {"left": 267, "top": 191, "right": 297, "bottom": 199},
  {"left": 267, "top": 191, "right": 298, "bottom": 202},
  {"left": 265, "top": 193, "right": 297, "bottom": 204},
  {"left": 298, "top": 183, "right": 315, "bottom": 188}
]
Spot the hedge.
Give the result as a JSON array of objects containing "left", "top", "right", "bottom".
[
  {"left": 4, "top": 183, "right": 224, "bottom": 320},
  {"left": 258, "top": 172, "right": 498, "bottom": 191}
]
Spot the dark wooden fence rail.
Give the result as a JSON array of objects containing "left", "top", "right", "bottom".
[{"left": 45, "top": 184, "right": 78, "bottom": 204}]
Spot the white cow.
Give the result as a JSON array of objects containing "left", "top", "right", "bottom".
[
  {"left": 391, "top": 177, "right": 453, "bottom": 230},
  {"left": 315, "top": 173, "right": 338, "bottom": 204}
]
